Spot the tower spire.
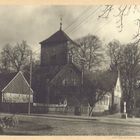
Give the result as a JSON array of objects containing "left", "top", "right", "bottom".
[{"left": 60, "top": 17, "right": 62, "bottom": 30}]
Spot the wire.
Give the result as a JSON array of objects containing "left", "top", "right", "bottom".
[
  {"left": 68, "top": 14, "right": 114, "bottom": 40},
  {"left": 32, "top": 19, "right": 113, "bottom": 56},
  {"left": 93, "top": 18, "right": 114, "bottom": 35},
  {"left": 64, "top": 6, "right": 93, "bottom": 31},
  {"left": 32, "top": 6, "right": 113, "bottom": 55},
  {"left": 67, "top": 6, "right": 101, "bottom": 35}
]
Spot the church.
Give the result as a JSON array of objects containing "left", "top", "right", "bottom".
[{"left": 32, "top": 22, "right": 121, "bottom": 115}]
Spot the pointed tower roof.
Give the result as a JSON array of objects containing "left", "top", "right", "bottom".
[
  {"left": 40, "top": 19, "right": 77, "bottom": 45},
  {"left": 39, "top": 29, "right": 79, "bottom": 47}
]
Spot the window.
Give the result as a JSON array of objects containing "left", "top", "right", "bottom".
[
  {"left": 62, "top": 79, "right": 66, "bottom": 86},
  {"left": 62, "top": 78, "right": 68, "bottom": 86}
]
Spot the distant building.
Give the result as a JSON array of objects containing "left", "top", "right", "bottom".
[{"left": 112, "top": 71, "right": 122, "bottom": 113}]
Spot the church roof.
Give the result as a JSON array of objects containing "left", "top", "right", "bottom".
[
  {"left": 39, "top": 29, "right": 79, "bottom": 46},
  {"left": 50, "top": 63, "right": 81, "bottom": 86},
  {"left": 49, "top": 62, "right": 100, "bottom": 87}
]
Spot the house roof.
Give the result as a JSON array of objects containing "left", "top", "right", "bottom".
[
  {"left": 0, "top": 72, "right": 17, "bottom": 92},
  {"left": 0, "top": 71, "right": 33, "bottom": 94},
  {"left": 39, "top": 29, "right": 79, "bottom": 46}
]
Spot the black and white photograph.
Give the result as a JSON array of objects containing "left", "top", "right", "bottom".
[{"left": 0, "top": 5, "right": 140, "bottom": 135}]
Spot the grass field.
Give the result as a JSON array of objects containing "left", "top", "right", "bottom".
[{"left": 1, "top": 115, "right": 140, "bottom": 135}]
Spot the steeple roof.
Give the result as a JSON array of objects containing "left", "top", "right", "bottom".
[{"left": 39, "top": 29, "right": 79, "bottom": 46}]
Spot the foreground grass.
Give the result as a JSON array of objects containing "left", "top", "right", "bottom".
[
  {"left": 2, "top": 116, "right": 53, "bottom": 135},
  {"left": 1, "top": 114, "right": 140, "bottom": 135}
]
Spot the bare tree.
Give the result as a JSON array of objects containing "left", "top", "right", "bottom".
[
  {"left": 0, "top": 41, "right": 31, "bottom": 72},
  {"left": 86, "top": 70, "right": 115, "bottom": 116},
  {"left": 107, "top": 40, "right": 123, "bottom": 71},
  {"left": 120, "top": 43, "right": 140, "bottom": 115},
  {"left": 70, "top": 34, "right": 104, "bottom": 72},
  {"left": 107, "top": 40, "right": 140, "bottom": 115},
  {"left": 0, "top": 44, "right": 11, "bottom": 72}
]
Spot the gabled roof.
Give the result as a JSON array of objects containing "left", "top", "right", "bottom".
[
  {"left": 50, "top": 63, "right": 81, "bottom": 85},
  {"left": 49, "top": 62, "right": 100, "bottom": 87},
  {"left": 39, "top": 29, "right": 79, "bottom": 46},
  {"left": 1, "top": 71, "right": 33, "bottom": 94}
]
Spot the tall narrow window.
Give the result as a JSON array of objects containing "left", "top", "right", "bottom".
[{"left": 62, "top": 79, "right": 66, "bottom": 86}]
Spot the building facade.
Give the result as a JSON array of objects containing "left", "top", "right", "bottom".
[
  {"left": 0, "top": 71, "right": 33, "bottom": 113},
  {"left": 33, "top": 26, "right": 113, "bottom": 115}
]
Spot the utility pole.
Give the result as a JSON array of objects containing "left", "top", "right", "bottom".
[
  {"left": 80, "top": 57, "right": 86, "bottom": 86},
  {"left": 79, "top": 57, "right": 86, "bottom": 115},
  {"left": 28, "top": 51, "right": 32, "bottom": 115},
  {"left": 47, "top": 85, "right": 50, "bottom": 113}
]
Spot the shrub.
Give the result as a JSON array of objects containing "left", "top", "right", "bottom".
[{"left": 0, "top": 115, "right": 19, "bottom": 128}]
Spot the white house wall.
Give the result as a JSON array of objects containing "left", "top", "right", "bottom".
[
  {"left": 114, "top": 74, "right": 122, "bottom": 98},
  {"left": 93, "top": 95, "right": 110, "bottom": 112},
  {"left": 2, "top": 92, "right": 33, "bottom": 103}
]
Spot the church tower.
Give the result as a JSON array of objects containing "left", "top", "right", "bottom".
[
  {"left": 39, "top": 21, "right": 78, "bottom": 67},
  {"left": 35, "top": 21, "right": 79, "bottom": 103}
]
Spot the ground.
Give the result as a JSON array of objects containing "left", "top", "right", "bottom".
[{"left": 1, "top": 113, "right": 140, "bottom": 135}]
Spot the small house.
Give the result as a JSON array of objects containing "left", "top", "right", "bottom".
[{"left": 0, "top": 71, "right": 33, "bottom": 113}]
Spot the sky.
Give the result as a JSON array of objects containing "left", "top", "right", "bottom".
[{"left": 0, "top": 5, "right": 139, "bottom": 54}]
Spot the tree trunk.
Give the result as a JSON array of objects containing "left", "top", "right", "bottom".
[{"left": 88, "top": 105, "right": 95, "bottom": 116}]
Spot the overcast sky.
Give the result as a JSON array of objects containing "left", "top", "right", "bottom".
[{"left": 0, "top": 5, "right": 139, "bottom": 53}]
